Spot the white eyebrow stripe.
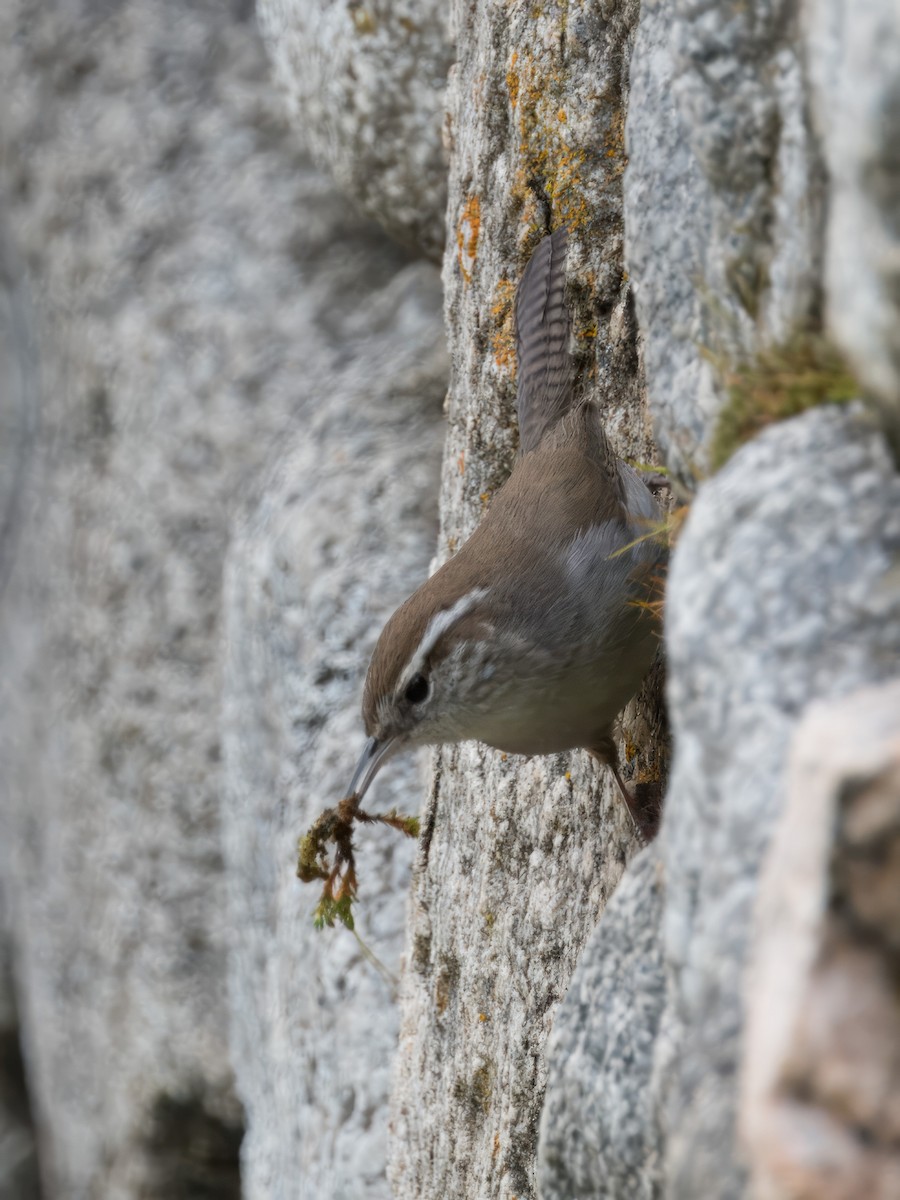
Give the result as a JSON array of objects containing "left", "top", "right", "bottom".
[{"left": 399, "top": 587, "right": 489, "bottom": 691}]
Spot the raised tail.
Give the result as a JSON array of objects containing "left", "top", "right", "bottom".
[{"left": 515, "top": 226, "right": 576, "bottom": 454}]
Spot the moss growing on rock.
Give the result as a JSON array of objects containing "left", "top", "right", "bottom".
[{"left": 710, "top": 335, "right": 858, "bottom": 470}]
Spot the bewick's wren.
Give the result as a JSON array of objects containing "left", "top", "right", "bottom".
[{"left": 345, "top": 227, "right": 666, "bottom": 832}]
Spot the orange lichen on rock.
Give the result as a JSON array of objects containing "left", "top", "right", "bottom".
[
  {"left": 506, "top": 51, "right": 519, "bottom": 108},
  {"left": 509, "top": 50, "right": 590, "bottom": 232},
  {"left": 457, "top": 193, "right": 482, "bottom": 284},
  {"left": 490, "top": 277, "right": 517, "bottom": 373}
]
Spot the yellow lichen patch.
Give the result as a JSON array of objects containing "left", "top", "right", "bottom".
[
  {"left": 506, "top": 51, "right": 519, "bottom": 108},
  {"left": 509, "top": 50, "right": 592, "bottom": 232},
  {"left": 456, "top": 193, "right": 482, "bottom": 284},
  {"left": 490, "top": 277, "right": 517, "bottom": 373}
]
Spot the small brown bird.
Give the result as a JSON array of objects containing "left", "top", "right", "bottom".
[{"left": 345, "top": 226, "right": 666, "bottom": 831}]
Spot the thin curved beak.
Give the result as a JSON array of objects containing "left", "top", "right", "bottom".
[{"left": 346, "top": 736, "right": 402, "bottom": 802}]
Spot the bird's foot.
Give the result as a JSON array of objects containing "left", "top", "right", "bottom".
[
  {"left": 588, "top": 744, "right": 662, "bottom": 842},
  {"left": 609, "top": 762, "right": 662, "bottom": 842}
]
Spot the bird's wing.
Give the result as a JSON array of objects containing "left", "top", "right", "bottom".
[{"left": 515, "top": 225, "right": 576, "bottom": 455}]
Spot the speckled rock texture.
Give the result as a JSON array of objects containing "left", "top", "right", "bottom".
[
  {"left": 256, "top": 0, "right": 453, "bottom": 259},
  {"left": 538, "top": 408, "right": 900, "bottom": 1199},
  {"left": 386, "top": 3, "right": 670, "bottom": 1198},
  {"left": 0, "top": 227, "right": 41, "bottom": 1200},
  {"left": 538, "top": 844, "right": 666, "bottom": 1200},
  {"left": 742, "top": 679, "right": 900, "bottom": 1200},
  {"left": 804, "top": 0, "right": 900, "bottom": 448},
  {"left": 3, "top": 0, "right": 899, "bottom": 1197},
  {"left": 625, "top": 0, "right": 824, "bottom": 485},
  {"left": 0, "top": 0, "right": 441, "bottom": 1196},
  {"left": 657, "top": 408, "right": 900, "bottom": 1199},
  {"left": 222, "top": 266, "right": 445, "bottom": 1199}
]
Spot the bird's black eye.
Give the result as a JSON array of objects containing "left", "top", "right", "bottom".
[{"left": 404, "top": 673, "right": 429, "bottom": 705}]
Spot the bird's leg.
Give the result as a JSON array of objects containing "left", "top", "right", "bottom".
[{"left": 587, "top": 737, "right": 660, "bottom": 841}]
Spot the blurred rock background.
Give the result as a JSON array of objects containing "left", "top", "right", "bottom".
[{"left": 0, "top": 2, "right": 897, "bottom": 1200}]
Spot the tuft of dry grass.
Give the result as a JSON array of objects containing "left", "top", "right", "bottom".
[{"left": 708, "top": 334, "right": 858, "bottom": 471}]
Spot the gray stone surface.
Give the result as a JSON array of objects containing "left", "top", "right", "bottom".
[
  {"left": 257, "top": 0, "right": 453, "bottom": 260},
  {"left": 0, "top": 223, "right": 41, "bottom": 1200},
  {"left": 3, "top": 0, "right": 898, "bottom": 1197},
  {"left": 625, "top": 0, "right": 824, "bottom": 486},
  {"left": 538, "top": 844, "right": 665, "bottom": 1200},
  {"left": 387, "top": 4, "right": 671, "bottom": 1199},
  {"left": 222, "top": 264, "right": 445, "bottom": 1200},
  {"left": 0, "top": 222, "right": 37, "bottom": 602},
  {"left": 0, "top": 1, "right": 436, "bottom": 1195},
  {"left": 805, "top": 0, "right": 900, "bottom": 445},
  {"left": 742, "top": 680, "right": 900, "bottom": 1200},
  {"left": 658, "top": 406, "right": 900, "bottom": 1198},
  {"left": 538, "top": 407, "right": 900, "bottom": 1200}
]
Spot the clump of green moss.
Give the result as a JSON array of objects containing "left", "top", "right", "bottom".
[
  {"left": 709, "top": 334, "right": 858, "bottom": 470},
  {"left": 298, "top": 799, "right": 419, "bottom": 931}
]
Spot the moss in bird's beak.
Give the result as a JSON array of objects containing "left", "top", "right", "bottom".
[{"left": 297, "top": 781, "right": 420, "bottom": 932}]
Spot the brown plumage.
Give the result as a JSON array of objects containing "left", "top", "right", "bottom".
[{"left": 349, "top": 226, "right": 666, "bottom": 831}]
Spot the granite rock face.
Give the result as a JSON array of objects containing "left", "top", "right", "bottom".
[
  {"left": 2, "top": 0, "right": 898, "bottom": 1197},
  {"left": 0, "top": 1, "right": 442, "bottom": 1196},
  {"left": 235, "top": 0, "right": 900, "bottom": 1197},
  {"left": 625, "top": 0, "right": 823, "bottom": 485},
  {"left": 657, "top": 408, "right": 900, "bottom": 1199},
  {"left": 742, "top": 679, "right": 900, "bottom": 1200},
  {"left": 0, "top": 223, "right": 41, "bottom": 1200},
  {"left": 222, "top": 264, "right": 445, "bottom": 1199},
  {"left": 387, "top": 3, "right": 671, "bottom": 1197},
  {"left": 539, "top": 408, "right": 900, "bottom": 1200},
  {"left": 804, "top": 0, "right": 900, "bottom": 448},
  {"left": 538, "top": 844, "right": 666, "bottom": 1200},
  {"left": 257, "top": 0, "right": 453, "bottom": 260},
  {"left": 538, "top": 1, "right": 900, "bottom": 1196}
]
